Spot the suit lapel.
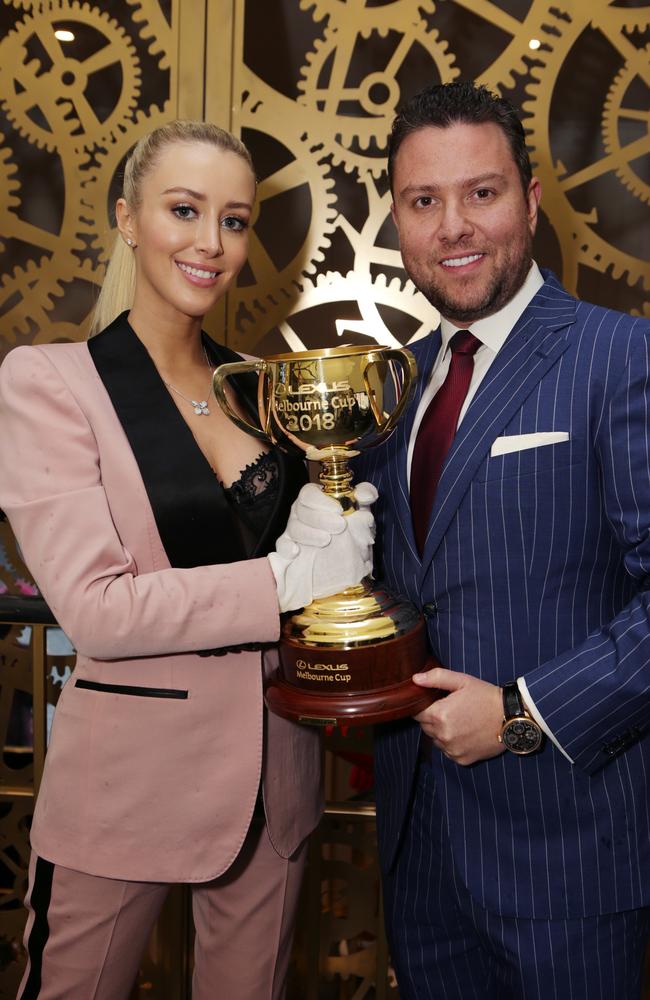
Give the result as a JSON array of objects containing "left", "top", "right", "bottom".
[
  {"left": 88, "top": 312, "right": 299, "bottom": 569},
  {"left": 201, "top": 333, "right": 308, "bottom": 559},
  {"left": 418, "top": 276, "right": 577, "bottom": 576},
  {"left": 384, "top": 331, "right": 441, "bottom": 562}
]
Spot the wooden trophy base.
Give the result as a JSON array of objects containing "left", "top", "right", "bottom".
[
  {"left": 265, "top": 669, "right": 436, "bottom": 727},
  {"left": 265, "top": 610, "right": 439, "bottom": 727}
]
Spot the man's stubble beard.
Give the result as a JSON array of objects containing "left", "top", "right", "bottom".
[{"left": 407, "top": 229, "right": 534, "bottom": 325}]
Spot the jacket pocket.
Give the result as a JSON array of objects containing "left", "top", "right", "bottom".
[
  {"left": 476, "top": 436, "right": 585, "bottom": 483},
  {"left": 75, "top": 678, "right": 188, "bottom": 699}
]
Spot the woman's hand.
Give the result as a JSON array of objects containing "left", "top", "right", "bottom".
[{"left": 267, "top": 482, "right": 377, "bottom": 613}]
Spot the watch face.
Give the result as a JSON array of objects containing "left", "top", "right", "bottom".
[{"left": 502, "top": 717, "right": 543, "bottom": 755}]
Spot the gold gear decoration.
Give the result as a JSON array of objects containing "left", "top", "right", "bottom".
[
  {"left": 237, "top": 162, "right": 436, "bottom": 351},
  {"left": 229, "top": 92, "right": 339, "bottom": 350},
  {"left": 463, "top": 0, "right": 570, "bottom": 93},
  {"left": 0, "top": 139, "right": 20, "bottom": 254},
  {"left": 0, "top": 259, "right": 60, "bottom": 342},
  {"left": 299, "top": 0, "right": 434, "bottom": 27},
  {"left": 0, "top": 256, "right": 101, "bottom": 343},
  {"left": 297, "top": 11, "right": 458, "bottom": 176},
  {"left": 337, "top": 173, "right": 405, "bottom": 281},
  {"left": 243, "top": 269, "right": 435, "bottom": 353},
  {"left": 124, "top": 0, "right": 173, "bottom": 70},
  {"left": 521, "top": 3, "right": 649, "bottom": 294},
  {"left": 0, "top": 0, "right": 141, "bottom": 153},
  {"left": 81, "top": 102, "right": 174, "bottom": 265},
  {"left": 0, "top": 90, "right": 99, "bottom": 343},
  {"left": 602, "top": 49, "right": 650, "bottom": 206}
]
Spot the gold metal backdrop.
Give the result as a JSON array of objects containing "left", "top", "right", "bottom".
[
  {"left": 0, "top": 0, "right": 648, "bottom": 995},
  {"left": 0, "top": 0, "right": 647, "bottom": 357},
  {"left": 224, "top": 0, "right": 649, "bottom": 359}
]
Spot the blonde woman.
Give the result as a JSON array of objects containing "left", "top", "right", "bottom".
[{"left": 0, "top": 121, "right": 374, "bottom": 999}]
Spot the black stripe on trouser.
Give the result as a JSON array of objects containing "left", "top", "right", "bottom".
[{"left": 19, "top": 856, "right": 54, "bottom": 999}]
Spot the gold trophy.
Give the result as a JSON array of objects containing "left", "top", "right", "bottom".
[{"left": 213, "top": 345, "right": 435, "bottom": 726}]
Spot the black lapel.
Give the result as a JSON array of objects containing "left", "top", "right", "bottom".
[
  {"left": 200, "top": 333, "right": 308, "bottom": 558},
  {"left": 89, "top": 312, "right": 248, "bottom": 569}
]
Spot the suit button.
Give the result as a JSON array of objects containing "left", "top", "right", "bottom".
[{"left": 422, "top": 602, "right": 438, "bottom": 618}]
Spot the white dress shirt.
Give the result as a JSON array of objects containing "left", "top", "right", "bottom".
[{"left": 406, "top": 261, "right": 573, "bottom": 762}]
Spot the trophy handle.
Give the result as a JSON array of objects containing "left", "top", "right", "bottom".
[
  {"left": 363, "top": 349, "right": 418, "bottom": 435},
  {"left": 212, "top": 360, "right": 270, "bottom": 442}
]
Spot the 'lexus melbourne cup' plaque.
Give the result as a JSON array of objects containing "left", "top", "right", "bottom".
[{"left": 213, "top": 345, "right": 436, "bottom": 726}]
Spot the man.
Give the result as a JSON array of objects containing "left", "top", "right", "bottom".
[{"left": 354, "top": 81, "right": 650, "bottom": 998}]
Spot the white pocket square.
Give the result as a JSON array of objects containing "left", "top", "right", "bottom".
[{"left": 490, "top": 431, "right": 570, "bottom": 457}]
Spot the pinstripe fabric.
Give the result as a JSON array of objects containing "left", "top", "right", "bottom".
[
  {"left": 383, "top": 765, "right": 650, "bottom": 999},
  {"left": 355, "top": 271, "right": 650, "bottom": 921}
]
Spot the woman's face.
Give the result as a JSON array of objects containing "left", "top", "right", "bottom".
[{"left": 117, "top": 140, "right": 255, "bottom": 324}]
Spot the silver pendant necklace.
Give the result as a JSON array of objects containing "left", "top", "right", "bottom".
[{"left": 163, "top": 347, "right": 213, "bottom": 417}]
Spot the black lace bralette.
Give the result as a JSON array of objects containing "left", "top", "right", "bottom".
[
  {"left": 221, "top": 451, "right": 280, "bottom": 556},
  {"left": 198, "top": 452, "right": 282, "bottom": 659}
]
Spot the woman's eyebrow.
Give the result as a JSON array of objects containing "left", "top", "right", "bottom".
[{"left": 161, "top": 186, "right": 205, "bottom": 199}]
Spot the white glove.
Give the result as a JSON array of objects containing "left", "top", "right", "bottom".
[{"left": 268, "top": 482, "right": 378, "bottom": 613}]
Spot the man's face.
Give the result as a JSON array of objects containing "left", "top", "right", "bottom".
[{"left": 391, "top": 122, "right": 541, "bottom": 326}]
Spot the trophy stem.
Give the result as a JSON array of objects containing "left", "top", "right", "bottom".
[{"left": 318, "top": 451, "right": 358, "bottom": 504}]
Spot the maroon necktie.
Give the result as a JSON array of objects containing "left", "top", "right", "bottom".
[{"left": 410, "top": 329, "right": 482, "bottom": 554}]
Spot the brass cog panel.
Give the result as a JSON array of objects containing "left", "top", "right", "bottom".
[
  {"left": 0, "top": 94, "right": 101, "bottom": 344},
  {"left": 0, "top": 2, "right": 174, "bottom": 352},
  {"left": 0, "top": 140, "right": 21, "bottom": 255},
  {"left": 451, "top": 0, "right": 572, "bottom": 93},
  {"left": 332, "top": 171, "right": 437, "bottom": 342},
  {"left": 0, "top": 259, "right": 60, "bottom": 343},
  {"left": 0, "top": 0, "right": 142, "bottom": 153},
  {"left": 228, "top": 92, "right": 339, "bottom": 353},
  {"left": 0, "top": 256, "right": 101, "bottom": 344},
  {"left": 297, "top": 7, "right": 458, "bottom": 177},
  {"left": 299, "top": 0, "right": 434, "bottom": 26},
  {"left": 243, "top": 270, "right": 436, "bottom": 357},
  {"left": 521, "top": 4, "right": 650, "bottom": 299},
  {"left": 82, "top": 103, "right": 174, "bottom": 267},
  {"left": 602, "top": 48, "right": 650, "bottom": 207},
  {"left": 125, "top": 0, "right": 173, "bottom": 71}
]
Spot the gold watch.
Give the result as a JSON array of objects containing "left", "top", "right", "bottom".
[{"left": 498, "top": 682, "right": 543, "bottom": 755}]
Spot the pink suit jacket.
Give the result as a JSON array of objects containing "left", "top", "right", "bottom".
[{"left": 0, "top": 317, "right": 322, "bottom": 883}]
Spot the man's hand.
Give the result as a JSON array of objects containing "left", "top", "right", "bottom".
[{"left": 412, "top": 666, "right": 505, "bottom": 766}]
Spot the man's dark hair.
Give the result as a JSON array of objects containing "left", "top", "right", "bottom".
[{"left": 388, "top": 81, "right": 532, "bottom": 193}]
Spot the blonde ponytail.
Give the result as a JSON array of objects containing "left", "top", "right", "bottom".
[
  {"left": 88, "top": 121, "right": 254, "bottom": 338},
  {"left": 89, "top": 236, "right": 136, "bottom": 337}
]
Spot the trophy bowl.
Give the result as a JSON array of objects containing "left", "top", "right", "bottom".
[{"left": 213, "top": 344, "right": 437, "bottom": 727}]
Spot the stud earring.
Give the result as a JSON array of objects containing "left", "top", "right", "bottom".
[{"left": 126, "top": 238, "right": 135, "bottom": 247}]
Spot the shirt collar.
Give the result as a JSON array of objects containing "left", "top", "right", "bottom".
[{"left": 439, "top": 261, "right": 544, "bottom": 354}]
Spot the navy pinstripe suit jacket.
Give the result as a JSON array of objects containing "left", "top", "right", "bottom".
[{"left": 355, "top": 271, "right": 650, "bottom": 920}]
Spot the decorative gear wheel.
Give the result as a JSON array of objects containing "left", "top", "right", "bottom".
[
  {"left": 1, "top": 99, "right": 95, "bottom": 283},
  {"left": 0, "top": 255, "right": 100, "bottom": 343},
  {"left": 602, "top": 49, "right": 650, "bottom": 206},
  {"left": 228, "top": 95, "right": 339, "bottom": 347},
  {"left": 468, "top": 0, "right": 570, "bottom": 92},
  {"left": 2, "top": 0, "right": 39, "bottom": 9},
  {"left": 521, "top": 5, "right": 650, "bottom": 292},
  {"left": 240, "top": 269, "right": 436, "bottom": 353},
  {"left": 80, "top": 102, "right": 172, "bottom": 267},
  {"left": 124, "top": 0, "right": 173, "bottom": 70},
  {"left": 0, "top": 0, "right": 141, "bottom": 153},
  {"left": 0, "top": 140, "right": 21, "bottom": 253},
  {"left": 297, "top": 15, "right": 458, "bottom": 176},
  {"left": 299, "top": 0, "right": 434, "bottom": 28}
]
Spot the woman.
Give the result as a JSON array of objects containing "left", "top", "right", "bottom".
[{"left": 0, "top": 121, "right": 373, "bottom": 999}]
